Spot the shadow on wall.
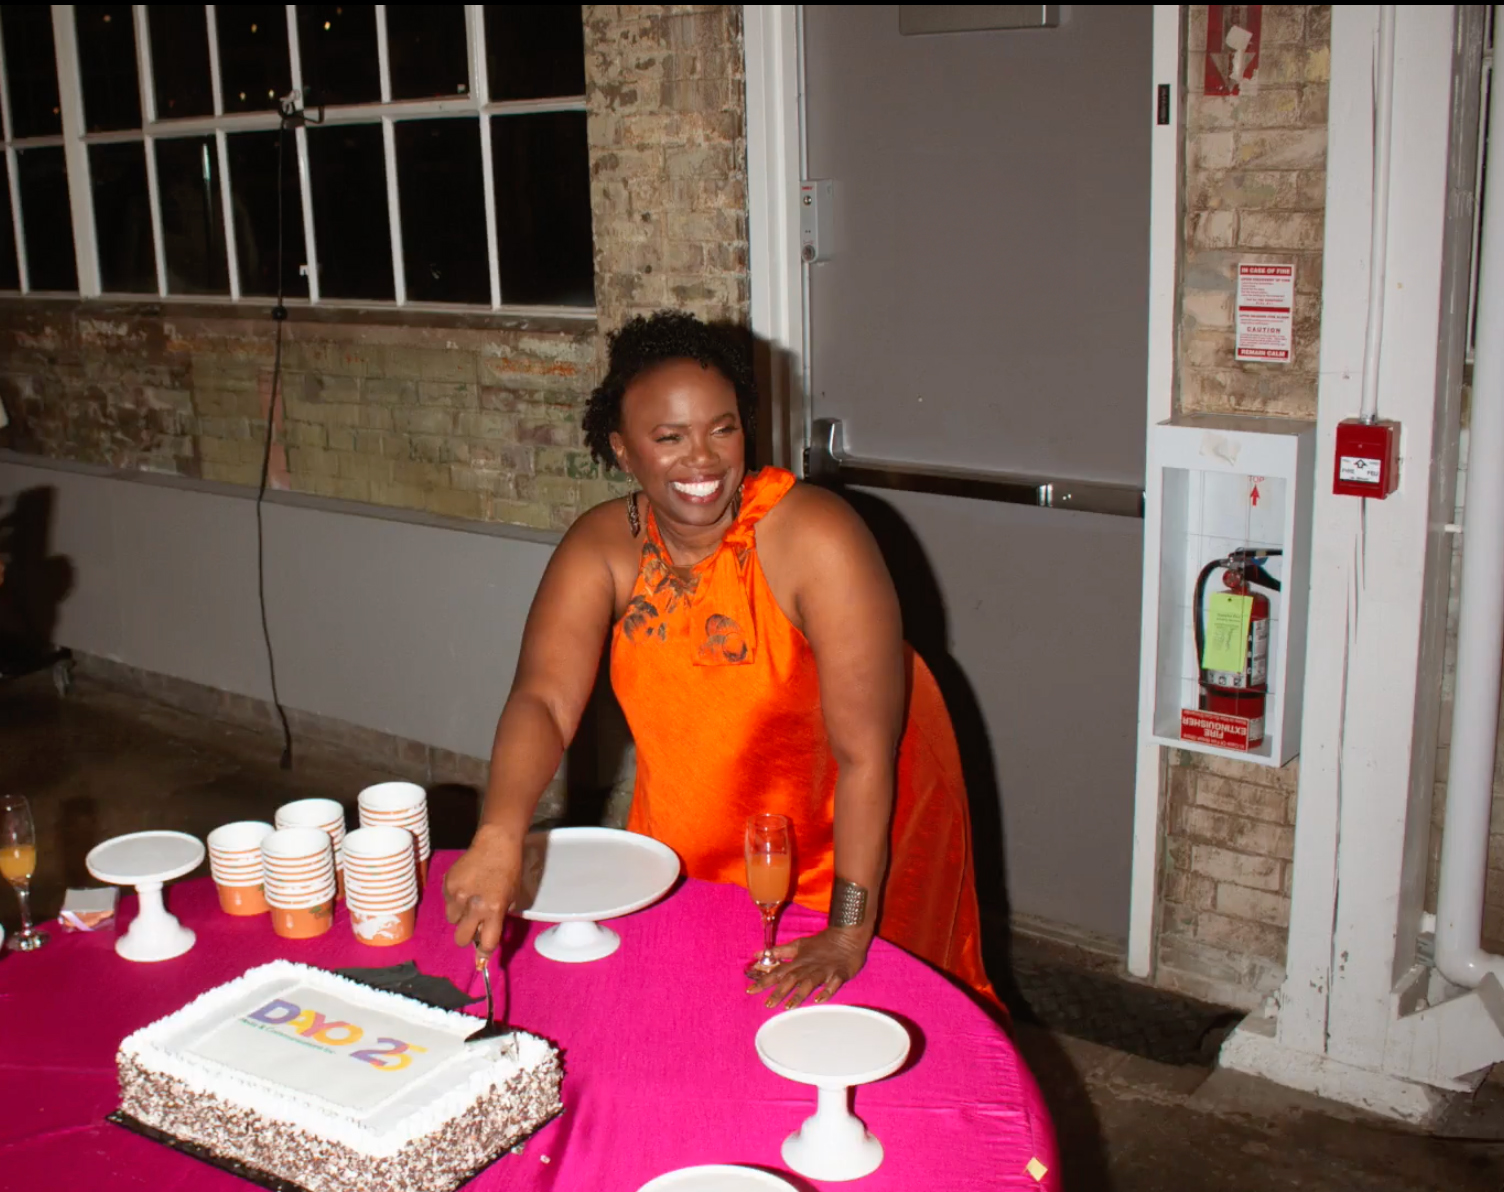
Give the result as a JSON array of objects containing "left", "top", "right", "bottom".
[
  {"left": 827, "top": 482, "right": 1115, "bottom": 1191},
  {"left": 0, "top": 486, "right": 75, "bottom": 676},
  {"left": 823, "top": 485, "right": 1020, "bottom": 999}
]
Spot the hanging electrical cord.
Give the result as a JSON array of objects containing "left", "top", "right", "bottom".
[{"left": 255, "top": 91, "right": 321, "bottom": 770}]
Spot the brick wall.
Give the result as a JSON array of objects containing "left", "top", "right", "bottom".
[
  {"left": 0, "top": 5, "right": 749, "bottom": 535},
  {"left": 1156, "top": 5, "right": 1330, "bottom": 1010}
]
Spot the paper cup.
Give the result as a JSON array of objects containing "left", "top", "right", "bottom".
[
  {"left": 350, "top": 906, "right": 416, "bottom": 946},
  {"left": 270, "top": 899, "right": 335, "bottom": 939},
  {"left": 343, "top": 824, "right": 414, "bottom": 858},
  {"left": 275, "top": 798, "right": 346, "bottom": 833},
  {"left": 275, "top": 800, "right": 348, "bottom": 889},
  {"left": 207, "top": 823, "right": 273, "bottom": 914},
  {"left": 263, "top": 827, "right": 334, "bottom": 861},
  {"left": 217, "top": 882, "right": 269, "bottom": 916},
  {"left": 210, "top": 861, "right": 264, "bottom": 880},
  {"left": 209, "top": 821, "right": 275, "bottom": 853},
  {"left": 266, "top": 873, "right": 337, "bottom": 900},
  {"left": 358, "top": 785, "right": 430, "bottom": 874},
  {"left": 347, "top": 890, "right": 417, "bottom": 909},
  {"left": 358, "top": 782, "right": 426, "bottom": 815},
  {"left": 347, "top": 897, "right": 418, "bottom": 916}
]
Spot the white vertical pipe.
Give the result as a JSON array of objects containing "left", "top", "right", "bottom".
[
  {"left": 1360, "top": 5, "right": 1397, "bottom": 422},
  {"left": 1436, "top": 4, "right": 1504, "bottom": 991}
]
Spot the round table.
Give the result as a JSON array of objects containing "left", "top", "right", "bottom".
[{"left": 0, "top": 850, "right": 1058, "bottom": 1191}]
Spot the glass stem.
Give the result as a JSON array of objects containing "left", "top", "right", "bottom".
[
  {"left": 15, "top": 883, "right": 33, "bottom": 934},
  {"left": 762, "top": 905, "right": 778, "bottom": 955}
]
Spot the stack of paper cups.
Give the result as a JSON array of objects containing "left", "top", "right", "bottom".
[
  {"left": 261, "top": 827, "right": 337, "bottom": 940},
  {"left": 342, "top": 826, "right": 420, "bottom": 946},
  {"left": 274, "top": 798, "right": 348, "bottom": 899},
  {"left": 207, "top": 821, "right": 273, "bottom": 915},
  {"left": 357, "top": 782, "right": 431, "bottom": 888}
]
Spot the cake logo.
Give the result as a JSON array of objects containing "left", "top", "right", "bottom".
[{"left": 246, "top": 999, "right": 428, "bottom": 1071}]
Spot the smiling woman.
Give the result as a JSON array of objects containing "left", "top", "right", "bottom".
[{"left": 443, "top": 311, "right": 1000, "bottom": 1018}]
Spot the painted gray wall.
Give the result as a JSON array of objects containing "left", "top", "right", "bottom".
[{"left": 0, "top": 452, "right": 556, "bottom": 759}]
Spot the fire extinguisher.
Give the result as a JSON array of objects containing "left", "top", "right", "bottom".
[{"left": 1193, "top": 548, "right": 1283, "bottom": 746}]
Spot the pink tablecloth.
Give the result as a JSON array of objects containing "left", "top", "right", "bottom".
[{"left": 0, "top": 851, "right": 1058, "bottom": 1191}]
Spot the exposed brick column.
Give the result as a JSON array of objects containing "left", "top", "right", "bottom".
[
  {"left": 585, "top": 4, "right": 750, "bottom": 339},
  {"left": 1155, "top": 5, "right": 1330, "bottom": 1010}
]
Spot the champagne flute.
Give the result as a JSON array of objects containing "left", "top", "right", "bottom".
[
  {"left": 1, "top": 795, "right": 47, "bottom": 951},
  {"left": 745, "top": 813, "right": 792, "bottom": 977}
]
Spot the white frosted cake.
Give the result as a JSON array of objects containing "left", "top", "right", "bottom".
[{"left": 116, "top": 960, "right": 562, "bottom": 1192}]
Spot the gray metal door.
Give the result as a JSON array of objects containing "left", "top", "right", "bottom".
[{"left": 802, "top": 4, "right": 1152, "bottom": 941}]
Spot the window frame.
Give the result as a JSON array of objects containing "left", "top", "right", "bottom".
[{"left": 0, "top": 4, "right": 594, "bottom": 317}]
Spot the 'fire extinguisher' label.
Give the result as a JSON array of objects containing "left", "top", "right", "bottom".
[{"left": 1182, "top": 709, "right": 1254, "bottom": 750}]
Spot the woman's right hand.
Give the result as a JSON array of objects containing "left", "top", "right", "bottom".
[{"left": 443, "top": 825, "right": 522, "bottom": 961}]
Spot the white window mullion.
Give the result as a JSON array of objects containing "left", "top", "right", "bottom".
[
  {"left": 287, "top": 3, "right": 320, "bottom": 303},
  {"left": 466, "top": 5, "right": 501, "bottom": 309},
  {"left": 375, "top": 6, "right": 406, "bottom": 305},
  {"left": 205, "top": 6, "right": 224, "bottom": 116},
  {"left": 202, "top": 6, "right": 241, "bottom": 298},
  {"left": 52, "top": 5, "right": 101, "bottom": 296},
  {"left": 131, "top": 5, "right": 167, "bottom": 296},
  {"left": 216, "top": 128, "right": 240, "bottom": 298},
  {"left": 0, "top": 10, "right": 31, "bottom": 293}
]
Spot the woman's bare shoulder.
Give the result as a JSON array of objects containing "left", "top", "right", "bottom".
[
  {"left": 552, "top": 492, "right": 644, "bottom": 596},
  {"left": 759, "top": 480, "right": 874, "bottom": 550}
]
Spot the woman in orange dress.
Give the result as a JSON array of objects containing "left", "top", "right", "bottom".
[{"left": 444, "top": 312, "right": 995, "bottom": 1010}]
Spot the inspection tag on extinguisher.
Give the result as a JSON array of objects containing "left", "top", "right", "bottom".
[{"left": 1202, "top": 592, "right": 1254, "bottom": 673}]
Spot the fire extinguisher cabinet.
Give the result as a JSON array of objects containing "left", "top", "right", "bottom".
[{"left": 1139, "top": 414, "right": 1316, "bottom": 767}]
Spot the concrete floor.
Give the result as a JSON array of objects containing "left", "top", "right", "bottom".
[{"left": 4, "top": 672, "right": 1503, "bottom": 1191}]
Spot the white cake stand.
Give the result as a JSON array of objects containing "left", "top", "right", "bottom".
[
  {"left": 636, "top": 1166, "right": 796, "bottom": 1191},
  {"left": 513, "top": 827, "right": 680, "bottom": 963},
  {"left": 755, "top": 1005, "right": 912, "bottom": 1182},
  {"left": 85, "top": 831, "right": 206, "bottom": 962}
]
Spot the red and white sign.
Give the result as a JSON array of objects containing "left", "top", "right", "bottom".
[
  {"left": 1235, "top": 263, "right": 1295, "bottom": 364},
  {"left": 1180, "top": 708, "right": 1261, "bottom": 752}
]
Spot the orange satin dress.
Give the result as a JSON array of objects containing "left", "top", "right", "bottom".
[{"left": 611, "top": 467, "right": 996, "bottom": 1003}]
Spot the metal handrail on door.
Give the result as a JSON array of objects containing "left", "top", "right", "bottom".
[{"left": 803, "top": 418, "right": 1146, "bottom": 520}]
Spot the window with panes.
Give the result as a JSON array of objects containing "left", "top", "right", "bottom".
[{"left": 0, "top": 5, "right": 594, "bottom": 311}]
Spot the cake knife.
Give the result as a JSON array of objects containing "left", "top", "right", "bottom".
[{"left": 466, "top": 941, "right": 517, "bottom": 1055}]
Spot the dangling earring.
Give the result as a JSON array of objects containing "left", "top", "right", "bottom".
[
  {"left": 627, "top": 491, "right": 641, "bottom": 538},
  {"left": 729, "top": 488, "right": 742, "bottom": 522}
]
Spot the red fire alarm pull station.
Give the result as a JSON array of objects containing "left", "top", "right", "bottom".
[{"left": 1333, "top": 418, "right": 1400, "bottom": 498}]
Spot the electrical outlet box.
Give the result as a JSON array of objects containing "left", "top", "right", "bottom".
[{"left": 1333, "top": 418, "right": 1400, "bottom": 498}]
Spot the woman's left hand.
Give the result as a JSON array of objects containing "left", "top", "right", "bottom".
[{"left": 747, "top": 925, "right": 872, "bottom": 1009}]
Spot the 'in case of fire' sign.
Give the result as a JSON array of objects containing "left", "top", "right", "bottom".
[{"left": 1235, "top": 262, "right": 1295, "bottom": 364}]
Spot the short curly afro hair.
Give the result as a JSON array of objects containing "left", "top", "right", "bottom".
[{"left": 582, "top": 310, "right": 758, "bottom": 471}]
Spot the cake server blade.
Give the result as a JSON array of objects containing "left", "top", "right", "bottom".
[{"left": 466, "top": 945, "right": 517, "bottom": 1054}]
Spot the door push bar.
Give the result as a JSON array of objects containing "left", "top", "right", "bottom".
[{"left": 803, "top": 418, "right": 1146, "bottom": 520}]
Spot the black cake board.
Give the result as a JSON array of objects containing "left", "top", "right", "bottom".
[{"left": 107, "top": 1106, "right": 565, "bottom": 1192}]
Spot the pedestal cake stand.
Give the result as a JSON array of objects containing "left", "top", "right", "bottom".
[
  {"left": 636, "top": 1166, "right": 797, "bottom": 1191},
  {"left": 513, "top": 827, "right": 679, "bottom": 962},
  {"left": 755, "top": 1004, "right": 912, "bottom": 1182},
  {"left": 86, "top": 830, "right": 206, "bottom": 962}
]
